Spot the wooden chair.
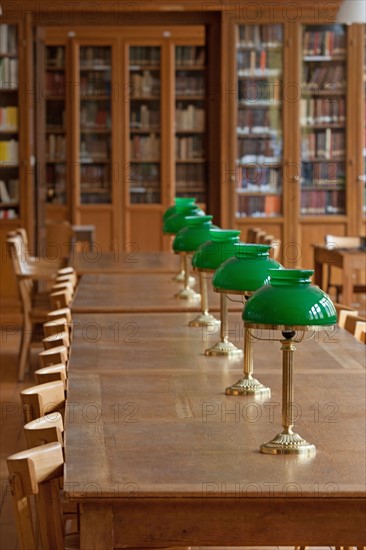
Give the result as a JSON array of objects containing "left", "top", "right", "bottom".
[
  {"left": 246, "top": 227, "right": 261, "bottom": 243},
  {"left": 24, "top": 412, "right": 64, "bottom": 448},
  {"left": 43, "top": 331, "right": 70, "bottom": 350},
  {"left": 38, "top": 346, "right": 69, "bottom": 368},
  {"left": 324, "top": 235, "right": 366, "bottom": 301},
  {"left": 264, "top": 234, "right": 281, "bottom": 262},
  {"left": 50, "top": 289, "right": 73, "bottom": 310},
  {"left": 47, "top": 307, "right": 72, "bottom": 323},
  {"left": 333, "top": 303, "right": 359, "bottom": 329},
  {"left": 43, "top": 317, "right": 71, "bottom": 338},
  {"left": 6, "top": 442, "right": 79, "bottom": 550},
  {"left": 6, "top": 235, "right": 54, "bottom": 381},
  {"left": 355, "top": 321, "right": 366, "bottom": 344},
  {"left": 20, "top": 380, "right": 66, "bottom": 423},
  {"left": 15, "top": 227, "right": 67, "bottom": 272},
  {"left": 344, "top": 313, "right": 366, "bottom": 337}
]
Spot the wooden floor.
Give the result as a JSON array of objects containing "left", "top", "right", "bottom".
[{"left": 1, "top": 329, "right": 364, "bottom": 549}]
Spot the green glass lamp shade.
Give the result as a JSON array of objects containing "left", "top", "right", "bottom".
[
  {"left": 192, "top": 229, "right": 241, "bottom": 271},
  {"left": 163, "top": 202, "right": 205, "bottom": 234},
  {"left": 173, "top": 215, "right": 214, "bottom": 253},
  {"left": 163, "top": 197, "right": 197, "bottom": 222},
  {"left": 212, "top": 243, "right": 282, "bottom": 293},
  {"left": 243, "top": 269, "right": 337, "bottom": 328}
]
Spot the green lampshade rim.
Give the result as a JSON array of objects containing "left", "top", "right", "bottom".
[{"left": 244, "top": 322, "right": 336, "bottom": 331}]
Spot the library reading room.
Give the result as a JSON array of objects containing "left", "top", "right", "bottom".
[{"left": 0, "top": 0, "right": 365, "bottom": 548}]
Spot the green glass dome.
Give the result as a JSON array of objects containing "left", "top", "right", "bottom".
[
  {"left": 163, "top": 197, "right": 197, "bottom": 222},
  {"left": 173, "top": 215, "right": 214, "bottom": 253},
  {"left": 212, "top": 243, "right": 283, "bottom": 293},
  {"left": 243, "top": 269, "right": 337, "bottom": 328},
  {"left": 192, "top": 229, "right": 241, "bottom": 271},
  {"left": 163, "top": 202, "right": 205, "bottom": 234}
]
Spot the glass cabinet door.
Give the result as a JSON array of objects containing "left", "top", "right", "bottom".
[
  {"left": 79, "top": 45, "right": 112, "bottom": 204},
  {"left": 300, "top": 24, "right": 347, "bottom": 216},
  {"left": 128, "top": 46, "right": 161, "bottom": 204},
  {"left": 175, "top": 45, "right": 206, "bottom": 204},
  {"left": 44, "top": 45, "right": 67, "bottom": 205},
  {"left": 0, "top": 24, "right": 19, "bottom": 220},
  {"left": 235, "top": 23, "right": 283, "bottom": 219}
]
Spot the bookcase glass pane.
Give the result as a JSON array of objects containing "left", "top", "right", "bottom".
[
  {"left": 175, "top": 45, "right": 207, "bottom": 204},
  {"left": 0, "top": 24, "right": 19, "bottom": 219},
  {"left": 300, "top": 24, "right": 347, "bottom": 216},
  {"left": 235, "top": 23, "right": 283, "bottom": 219},
  {"left": 79, "top": 46, "right": 112, "bottom": 204},
  {"left": 45, "top": 45, "right": 67, "bottom": 205},
  {"left": 129, "top": 46, "right": 161, "bottom": 204}
]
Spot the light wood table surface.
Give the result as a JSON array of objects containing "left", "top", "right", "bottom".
[
  {"left": 65, "top": 312, "right": 366, "bottom": 548},
  {"left": 71, "top": 250, "right": 181, "bottom": 274},
  {"left": 71, "top": 273, "right": 244, "bottom": 313},
  {"left": 313, "top": 244, "right": 366, "bottom": 306}
]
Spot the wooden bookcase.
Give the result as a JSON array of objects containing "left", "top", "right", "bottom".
[
  {"left": 35, "top": 26, "right": 208, "bottom": 253},
  {"left": 223, "top": 13, "right": 366, "bottom": 267},
  {"left": 0, "top": 15, "right": 34, "bottom": 314}
]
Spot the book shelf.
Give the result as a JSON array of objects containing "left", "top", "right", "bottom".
[
  {"left": 128, "top": 45, "right": 161, "bottom": 204},
  {"left": 175, "top": 45, "right": 206, "bottom": 204},
  {"left": 79, "top": 45, "right": 112, "bottom": 205},
  {"left": 0, "top": 24, "right": 19, "bottom": 220},
  {"left": 235, "top": 23, "right": 283, "bottom": 219},
  {"left": 300, "top": 24, "right": 347, "bottom": 216}
]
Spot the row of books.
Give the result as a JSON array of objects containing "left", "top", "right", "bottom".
[
  {"left": 0, "top": 107, "right": 18, "bottom": 131},
  {"left": 236, "top": 194, "right": 282, "bottom": 217},
  {"left": 130, "top": 134, "right": 160, "bottom": 160},
  {"left": 237, "top": 50, "right": 282, "bottom": 77},
  {"left": 176, "top": 163, "right": 205, "bottom": 184},
  {"left": 0, "top": 208, "right": 18, "bottom": 219},
  {"left": 46, "top": 46, "right": 65, "bottom": 69},
  {"left": 300, "top": 189, "right": 345, "bottom": 215},
  {"left": 176, "top": 104, "right": 205, "bottom": 131},
  {"left": 0, "top": 140, "right": 18, "bottom": 164},
  {"left": 237, "top": 108, "right": 280, "bottom": 135},
  {"left": 80, "top": 103, "right": 111, "bottom": 128},
  {"left": 301, "top": 161, "right": 345, "bottom": 187},
  {"left": 80, "top": 47, "right": 111, "bottom": 68},
  {"left": 238, "top": 79, "right": 281, "bottom": 103},
  {"left": 0, "top": 57, "right": 18, "bottom": 87},
  {"left": 128, "top": 163, "right": 160, "bottom": 184},
  {"left": 301, "top": 129, "right": 345, "bottom": 160},
  {"left": 300, "top": 98, "right": 345, "bottom": 125},
  {"left": 237, "top": 24, "right": 283, "bottom": 49},
  {"left": 303, "top": 30, "right": 346, "bottom": 57},
  {"left": 130, "top": 47, "right": 160, "bottom": 66},
  {"left": 175, "top": 136, "right": 204, "bottom": 160},
  {"left": 46, "top": 135, "right": 66, "bottom": 161},
  {"left": 80, "top": 136, "right": 110, "bottom": 161},
  {"left": 175, "top": 75, "right": 205, "bottom": 95},
  {"left": 46, "top": 107, "right": 65, "bottom": 129},
  {"left": 130, "top": 71, "right": 160, "bottom": 98},
  {"left": 130, "top": 188, "right": 160, "bottom": 204},
  {"left": 130, "top": 105, "right": 160, "bottom": 130},
  {"left": 46, "top": 164, "right": 66, "bottom": 186},
  {"left": 80, "top": 75, "right": 111, "bottom": 97},
  {"left": 302, "top": 65, "right": 345, "bottom": 92},
  {"left": 46, "top": 72, "right": 65, "bottom": 96},
  {"left": 237, "top": 137, "right": 282, "bottom": 163},
  {"left": 80, "top": 165, "right": 110, "bottom": 185},
  {"left": 0, "top": 179, "right": 19, "bottom": 202},
  {"left": 81, "top": 190, "right": 111, "bottom": 205},
  {"left": 236, "top": 164, "right": 281, "bottom": 192},
  {"left": 0, "top": 25, "right": 17, "bottom": 56},
  {"left": 175, "top": 46, "right": 205, "bottom": 66}
]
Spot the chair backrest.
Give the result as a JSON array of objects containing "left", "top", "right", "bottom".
[
  {"left": 46, "top": 220, "right": 74, "bottom": 262},
  {"left": 264, "top": 235, "right": 281, "bottom": 262},
  {"left": 43, "top": 331, "right": 70, "bottom": 350},
  {"left": 355, "top": 321, "right": 366, "bottom": 344},
  {"left": 43, "top": 317, "right": 70, "bottom": 338},
  {"left": 20, "top": 380, "right": 65, "bottom": 423},
  {"left": 325, "top": 235, "right": 361, "bottom": 249},
  {"left": 344, "top": 313, "right": 366, "bottom": 336},
  {"left": 24, "top": 412, "right": 64, "bottom": 448},
  {"left": 38, "top": 346, "right": 69, "bottom": 368},
  {"left": 35, "top": 364, "right": 67, "bottom": 386},
  {"left": 50, "top": 289, "right": 73, "bottom": 310},
  {"left": 246, "top": 227, "right": 260, "bottom": 243},
  {"left": 333, "top": 303, "right": 359, "bottom": 329},
  {"left": 7, "top": 442, "right": 65, "bottom": 550},
  {"left": 6, "top": 234, "right": 27, "bottom": 277},
  {"left": 47, "top": 307, "right": 72, "bottom": 323}
]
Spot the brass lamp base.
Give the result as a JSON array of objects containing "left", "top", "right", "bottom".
[
  {"left": 174, "top": 287, "right": 201, "bottom": 301},
  {"left": 189, "top": 312, "right": 220, "bottom": 327},
  {"left": 173, "top": 272, "right": 195, "bottom": 286},
  {"left": 225, "top": 376, "right": 270, "bottom": 396},
  {"left": 260, "top": 431, "right": 316, "bottom": 456},
  {"left": 205, "top": 340, "right": 243, "bottom": 356}
]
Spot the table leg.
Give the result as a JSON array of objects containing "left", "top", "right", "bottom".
[{"left": 80, "top": 503, "right": 114, "bottom": 549}]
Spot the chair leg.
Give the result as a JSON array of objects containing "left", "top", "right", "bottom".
[{"left": 18, "top": 322, "right": 31, "bottom": 381}]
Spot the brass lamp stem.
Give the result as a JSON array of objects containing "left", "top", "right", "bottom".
[
  {"left": 200, "top": 272, "right": 209, "bottom": 315},
  {"left": 188, "top": 271, "right": 220, "bottom": 327},
  {"left": 281, "top": 337, "right": 296, "bottom": 434},
  {"left": 174, "top": 252, "right": 200, "bottom": 301},
  {"left": 220, "top": 293, "right": 228, "bottom": 343},
  {"left": 243, "top": 326, "right": 253, "bottom": 378},
  {"left": 183, "top": 253, "right": 190, "bottom": 291}
]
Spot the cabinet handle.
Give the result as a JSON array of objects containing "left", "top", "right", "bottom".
[
  {"left": 358, "top": 175, "right": 366, "bottom": 182},
  {"left": 293, "top": 176, "right": 300, "bottom": 182}
]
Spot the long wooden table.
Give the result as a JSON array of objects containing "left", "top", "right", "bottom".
[
  {"left": 71, "top": 250, "right": 180, "bottom": 274},
  {"left": 313, "top": 244, "right": 366, "bottom": 305},
  {"left": 65, "top": 312, "right": 366, "bottom": 548},
  {"left": 71, "top": 273, "right": 244, "bottom": 313}
]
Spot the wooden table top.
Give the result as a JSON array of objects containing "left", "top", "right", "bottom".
[
  {"left": 65, "top": 312, "right": 366, "bottom": 500},
  {"left": 71, "top": 273, "right": 244, "bottom": 313},
  {"left": 71, "top": 250, "right": 180, "bottom": 274}
]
